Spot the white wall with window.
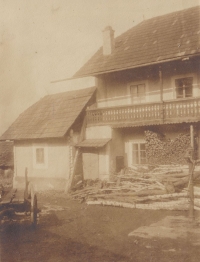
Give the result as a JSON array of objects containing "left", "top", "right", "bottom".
[
  {"left": 33, "top": 144, "right": 48, "bottom": 169},
  {"left": 172, "top": 74, "right": 198, "bottom": 99},
  {"left": 128, "top": 81, "right": 149, "bottom": 104},
  {"left": 127, "top": 140, "right": 147, "bottom": 167},
  {"left": 130, "top": 83, "right": 146, "bottom": 103},
  {"left": 14, "top": 141, "right": 70, "bottom": 180}
]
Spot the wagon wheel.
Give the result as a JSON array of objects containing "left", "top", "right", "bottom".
[{"left": 31, "top": 194, "right": 37, "bottom": 228}]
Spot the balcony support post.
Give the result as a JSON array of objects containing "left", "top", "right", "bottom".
[
  {"left": 159, "top": 66, "right": 164, "bottom": 123},
  {"left": 159, "top": 65, "right": 163, "bottom": 102}
]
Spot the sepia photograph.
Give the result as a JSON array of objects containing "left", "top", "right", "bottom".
[{"left": 1, "top": 0, "right": 200, "bottom": 261}]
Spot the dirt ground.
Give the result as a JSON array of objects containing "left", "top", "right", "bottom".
[{"left": 1, "top": 191, "right": 200, "bottom": 262}]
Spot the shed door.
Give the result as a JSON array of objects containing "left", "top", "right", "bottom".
[{"left": 82, "top": 149, "right": 99, "bottom": 180}]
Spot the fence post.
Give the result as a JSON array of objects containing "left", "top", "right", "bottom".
[{"left": 188, "top": 125, "right": 195, "bottom": 220}]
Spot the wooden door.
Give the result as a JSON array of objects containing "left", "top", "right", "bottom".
[{"left": 82, "top": 149, "right": 99, "bottom": 180}]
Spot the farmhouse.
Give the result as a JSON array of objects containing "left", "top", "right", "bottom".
[
  {"left": 1, "top": 6, "right": 200, "bottom": 189},
  {"left": 73, "top": 6, "right": 200, "bottom": 180},
  {"left": 0, "top": 87, "right": 95, "bottom": 190}
]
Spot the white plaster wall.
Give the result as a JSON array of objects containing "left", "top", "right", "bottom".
[
  {"left": 98, "top": 95, "right": 130, "bottom": 108},
  {"left": 86, "top": 126, "right": 112, "bottom": 139},
  {"left": 96, "top": 63, "right": 199, "bottom": 108},
  {"left": 98, "top": 144, "right": 110, "bottom": 180},
  {"left": 14, "top": 144, "right": 32, "bottom": 178},
  {"left": 14, "top": 141, "right": 70, "bottom": 179}
]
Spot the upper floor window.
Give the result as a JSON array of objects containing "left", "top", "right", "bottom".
[
  {"left": 175, "top": 77, "right": 193, "bottom": 99},
  {"left": 130, "top": 83, "right": 146, "bottom": 103}
]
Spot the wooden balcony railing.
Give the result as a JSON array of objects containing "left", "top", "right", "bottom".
[{"left": 86, "top": 97, "right": 200, "bottom": 126}]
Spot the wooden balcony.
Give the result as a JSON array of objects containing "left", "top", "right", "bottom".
[{"left": 86, "top": 97, "right": 200, "bottom": 127}]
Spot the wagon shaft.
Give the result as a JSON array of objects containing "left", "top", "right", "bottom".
[
  {"left": 0, "top": 188, "right": 32, "bottom": 221},
  {"left": 1, "top": 168, "right": 38, "bottom": 227}
]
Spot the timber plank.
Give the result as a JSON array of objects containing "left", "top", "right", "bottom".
[{"left": 12, "top": 189, "right": 25, "bottom": 204}]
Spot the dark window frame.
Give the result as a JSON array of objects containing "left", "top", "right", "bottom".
[
  {"left": 130, "top": 83, "right": 146, "bottom": 103},
  {"left": 175, "top": 77, "right": 193, "bottom": 99}
]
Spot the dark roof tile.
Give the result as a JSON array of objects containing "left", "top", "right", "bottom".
[
  {"left": 74, "top": 6, "right": 200, "bottom": 77},
  {"left": 0, "top": 87, "right": 96, "bottom": 140},
  {"left": 76, "top": 138, "right": 111, "bottom": 148}
]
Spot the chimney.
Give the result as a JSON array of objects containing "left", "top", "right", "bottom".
[{"left": 102, "top": 26, "right": 115, "bottom": 56}]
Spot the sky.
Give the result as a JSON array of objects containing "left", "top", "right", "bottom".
[{"left": 0, "top": 0, "right": 199, "bottom": 136}]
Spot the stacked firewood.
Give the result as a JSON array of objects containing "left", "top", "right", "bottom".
[
  {"left": 70, "top": 165, "right": 200, "bottom": 211},
  {"left": 145, "top": 131, "right": 191, "bottom": 165}
]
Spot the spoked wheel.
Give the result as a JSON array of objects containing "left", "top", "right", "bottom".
[{"left": 31, "top": 194, "right": 37, "bottom": 229}]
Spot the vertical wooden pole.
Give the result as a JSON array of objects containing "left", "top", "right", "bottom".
[
  {"left": 24, "top": 167, "right": 28, "bottom": 199},
  {"left": 159, "top": 66, "right": 164, "bottom": 123},
  {"left": 159, "top": 66, "right": 163, "bottom": 102},
  {"left": 190, "top": 125, "right": 194, "bottom": 149},
  {"left": 69, "top": 145, "right": 73, "bottom": 178},
  {"left": 189, "top": 125, "right": 194, "bottom": 219}
]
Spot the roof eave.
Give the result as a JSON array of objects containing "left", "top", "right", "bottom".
[{"left": 71, "top": 53, "right": 200, "bottom": 79}]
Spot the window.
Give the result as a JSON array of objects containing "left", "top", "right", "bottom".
[
  {"left": 33, "top": 144, "right": 48, "bottom": 169},
  {"left": 36, "top": 148, "right": 44, "bottom": 164},
  {"left": 175, "top": 77, "right": 193, "bottom": 99},
  {"left": 131, "top": 143, "right": 146, "bottom": 165},
  {"left": 130, "top": 83, "right": 146, "bottom": 103}
]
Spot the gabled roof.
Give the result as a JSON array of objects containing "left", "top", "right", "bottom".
[
  {"left": 0, "top": 87, "right": 96, "bottom": 140},
  {"left": 74, "top": 6, "right": 200, "bottom": 78},
  {"left": 0, "top": 141, "right": 14, "bottom": 167}
]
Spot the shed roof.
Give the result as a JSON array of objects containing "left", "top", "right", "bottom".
[
  {"left": 76, "top": 138, "right": 111, "bottom": 148},
  {"left": 0, "top": 87, "right": 96, "bottom": 140},
  {"left": 74, "top": 6, "right": 200, "bottom": 78}
]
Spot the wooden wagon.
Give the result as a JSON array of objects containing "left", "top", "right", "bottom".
[{"left": 0, "top": 169, "right": 38, "bottom": 228}]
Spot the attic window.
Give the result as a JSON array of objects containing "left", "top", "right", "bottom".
[{"left": 175, "top": 77, "right": 193, "bottom": 99}]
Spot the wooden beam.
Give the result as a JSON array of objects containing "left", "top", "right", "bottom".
[
  {"left": 65, "top": 115, "right": 87, "bottom": 193},
  {"left": 159, "top": 65, "right": 163, "bottom": 102},
  {"left": 188, "top": 127, "right": 195, "bottom": 220}
]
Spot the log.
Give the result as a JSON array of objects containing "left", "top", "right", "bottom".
[
  {"left": 88, "top": 189, "right": 167, "bottom": 198},
  {"left": 87, "top": 199, "right": 200, "bottom": 211},
  {"left": 173, "top": 171, "right": 200, "bottom": 188},
  {"left": 135, "top": 202, "right": 189, "bottom": 211},
  {"left": 137, "top": 198, "right": 200, "bottom": 210},
  {"left": 87, "top": 200, "right": 136, "bottom": 209},
  {"left": 135, "top": 191, "right": 200, "bottom": 202},
  {"left": 158, "top": 173, "right": 188, "bottom": 178},
  {"left": 70, "top": 187, "right": 98, "bottom": 195},
  {"left": 65, "top": 148, "right": 79, "bottom": 193},
  {"left": 88, "top": 195, "right": 137, "bottom": 203}
]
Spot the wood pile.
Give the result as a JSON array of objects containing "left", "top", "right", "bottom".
[
  {"left": 145, "top": 131, "right": 191, "bottom": 165},
  {"left": 70, "top": 165, "right": 200, "bottom": 211}
]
